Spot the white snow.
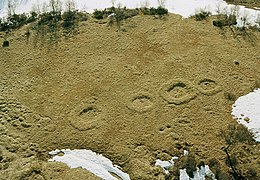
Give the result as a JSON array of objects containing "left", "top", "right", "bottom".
[
  {"left": 155, "top": 156, "right": 178, "bottom": 174},
  {"left": 232, "top": 88, "right": 260, "bottom": 142},
  {"left": 180, "top": 165, "right": 216, "bottom": 180},
  {"left": 0, "top": 0, "right": 260, "bottom": 27},
  {"left": 155, "top": 154, "right": 216, "bottom": 180},
  {"left": 48, "top": 149, "right": 131, "bottom": 180}
]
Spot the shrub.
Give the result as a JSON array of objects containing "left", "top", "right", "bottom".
[
  {"left": 213, "top": 14, "right": 237, "bottom": 28},
  {"left": 93, "top": 9, "right": 104, "bottom": 20},
  {"left": 194, "top": 10, "right": 211, "bottom": 21},
  {"left": 224, "top": 92, "right": 236, "bottom": 101},
  {"left": 185, "top": 154, "right": 197, "bottom": 178},
  {"left": 38, "top": 12, "right": 61, "bottom": 26},
  {"left": 220, "top": 124, "right": 255, "bottom": 146},
  {"left": 156, "top": 6, "right": 168, "bottom": 16},
  {"left": 169, "top": 153, "right": 197, "bottom": 179},
  {"left": 27, "top": 11, "right": 38, "bottom": 23},
  {"left": 122, "top": 8, "right": 139, "bottom": 19},
  {"left": 141, "top": 6, "right": 168, "bottom": 16},
  {"left": 208, "top": 158, "right": 231, "bottom": 179},
  {"left": 220, "top": 124, "right": 256, "bottom": 180},
  {"left": 62, "top": 10, "right": 77, "bottom": 29}
]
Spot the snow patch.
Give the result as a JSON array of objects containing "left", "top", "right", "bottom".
[
  {"left": 180, "top": 165, "right": 216, "bottom": 180},
  {"left": 184, "top": 150, "right": 189, "bottom": 156},
  {"left": 232, "top": 88, "right": 260, "bottom": 142},
  {"left": 155, "top": 156, "right": 178, "bottom": 174},
  {"left": 48, "top": 149, "right": 131, "bottom": 180}
]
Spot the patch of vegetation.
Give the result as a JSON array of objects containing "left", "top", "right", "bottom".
[
  {"left": 213, "top": 14, "right": 237, "bottom": 28},
  {"left": 208, "top": 158, "right": 231, "bottom": 179},
  {"left": 93, "top": 9, "right": 105, "bottom": 20},
  {"left": 224, "top": 92, "right": 236, "bottom": 101},
  {"left": 0, "top": 0, "right": 88, "bottom": 46},
  {"left": 93, "top": 6, "right": 168, "bottom": 22},
  {"left": 0, "top": 13, "right": 37, "bottom": 32},
  {"left": 93, "top": 6, "right": 139, "bottom": 20},
  {"left": 194, "top": 10, "right": 211, "bottom": 21},
  {"left": 140, "top": 6, "right": 168, "bottom": 16},
  {"left": 219, "top": 124, "right": 257, "bottom": 180},
  {"left": 167, "top": 153, "right": 198, "bottom": 179}
]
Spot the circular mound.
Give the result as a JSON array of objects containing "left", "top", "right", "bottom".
[
  {"left": 160, "top": 79, "right": 197, "bottom": 105},
  {"left": 197, "top": 78, "right": 222, "bottom": 96},
  {"left": 69, "top": 103, "right": 103, "bottom": 131},
  {"left": 127, "top": 93, "right": 154, "bottom": 112}
]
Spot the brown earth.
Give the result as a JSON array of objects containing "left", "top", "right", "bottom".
[
  {"left": 225, "top": 0, "right": 260, "bottom": 9},
  {"left": 0, "top": 13, "right": 260, "bottom": 179}
]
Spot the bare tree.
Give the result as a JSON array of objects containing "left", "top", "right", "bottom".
[
  {"left": 7, "top": 0, "right": 18, "bottom": 16},
  {"left": 140, "top": 0, "right": 150, "bottom": 8},
  {"left": 31, "top": 2, "right": 41, "bottom": 15},
  {"left": 229, "top": 5, "right": 240, "bottom": 17},
  {"left": 240, "top": 10, "right": 250, "bottom": 28},
  {"left": 157, "top": 0, "right": 166, "bottom": 7},
  {"left": 111, "top": 0, "right": 116, "bottom": 7},
  {"left": 64, "top": 0, "right": 75, "bottom": 12},
  {"left": 41, "top": 2, "right": 48, "bottom": 14},
  {"left": 49, "top": 0, "right": 62, "bottom": 13}
]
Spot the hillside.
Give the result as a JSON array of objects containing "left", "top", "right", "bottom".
[{"left": 0, "top": 13, "right": 260, "bottom": 179}]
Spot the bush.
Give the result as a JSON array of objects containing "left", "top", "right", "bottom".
[
  {"left": 220, "top": 124, "right": 256, "bottom": 180},
  {"left": 156, "top": 6, "right": 168, "bottom": 16},
  {"left": 38, "top": 11, "right": 61, "bottom": 26},
  {"left": 27, "top": 11, "right": 38, "bottom": 23},
  {"left": 0, "top": 11, "right": 38, "bottom": 32},
  {"left": 213, "top": 14, "right": 237, "bottom": 28},
  {"left": 93, "top": 9, "right": 104, "bottom": 20},
  {"left": 185, "top": 154, "right": 197, "bottom": 178},
  {"left": 141, "top": 6, "right": 168, "bottom": 16},
  {"left": 194, "top": 10, "right": 211, "bottom": 21},
  {"left": 224, "top": 92, "right": 236, "bottom": 101},
  {"left": 169, "top": 153, "right": 197, "bottom": 179},
  {"left": 62, "top": 10, "right": 77, "bottom": 29},
  {"left": 220, "top": 124, "right": 255, "bottom": 146}
]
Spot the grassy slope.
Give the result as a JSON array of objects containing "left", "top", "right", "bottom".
[
  {"left": 225, "top": 0, "right": 260, "bottom": 9},
  {"left": 0, "top": 13, "right": 260, "bottom": 179}
]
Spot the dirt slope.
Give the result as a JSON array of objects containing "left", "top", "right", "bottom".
[{"left": 0, "top": 14, "right": 260, "bottom": 179}]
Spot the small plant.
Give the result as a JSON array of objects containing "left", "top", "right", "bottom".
[
  {"left": 7, "top": 0, "right": 17, "bottom": 17},
  {"left": 194, "top": 9, "right": 211, "bottom": 21},
  {"left": 156, "top": 6, "right": 168, "bottom": 17},
  {"left": 213, "top": 5, "right": 238, "bottom": 29},
  {"left": 185, "top": 154, "right": 197, "bottom": 178},
  {"left": 168, "top": 153, "right": 197, "bottom": 179},
  {"left": 219, "top": 124, "right": 256, "bottom": 179},
  {"left": 224, "top": 92, "right": 236, "bottom": 101},
  {"left": 213, "top": 14, "right": 237, "bottom": 28},
  {"left": 93, "top": 9, "right": 105, "bottom": 20},
  {"left": 140, "top": 6, "right": 168, "bottom": 16},
  {"left": 157, "top": 0, "right": 167, "bottom": 8},
  {"left": 208, "top": 158, "right": 231, "bottom": 179},
  {"left": 62, "top": 0, "right": 78, "bottom": 34}
]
